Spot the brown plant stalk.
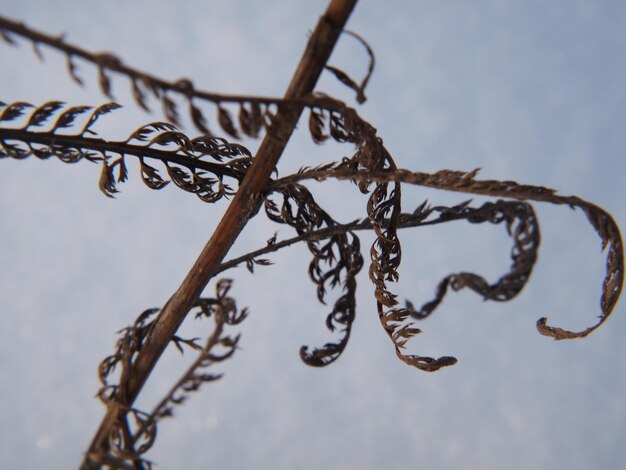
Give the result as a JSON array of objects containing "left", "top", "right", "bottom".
[{"left": 80, "top": 0, "right": 358, "bottom": 467}]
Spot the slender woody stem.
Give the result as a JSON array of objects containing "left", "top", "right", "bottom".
[{"left": 81, "top": 0, "right": 358, "bottom": 466}]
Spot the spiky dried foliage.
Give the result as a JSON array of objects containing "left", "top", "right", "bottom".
[
  {"left": 93, "top": 279, "right": 245, "bottom": 469},
  {"left": 0, "top": 5, "right": 623, "bottom": 470},
  {"left": 274, "top": 165, "right": 623, "bottom": 342},
  {"left": 0, "top": 100, "right": 251, "bottom": 203},
  {"left": 407, "top": 200, "right": 540, "bottom": 317},
  {"left": 265, "top": 183, "right": 363, "bottom": 366},
  {"left": 0, "top": 15, "right": 375, "bottom": 141}
]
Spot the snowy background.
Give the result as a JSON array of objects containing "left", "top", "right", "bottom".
[{"left": 1, "top": 1, "right": 625, "bottom": 469}]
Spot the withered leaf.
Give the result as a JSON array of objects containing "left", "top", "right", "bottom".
[
  {"left": 263, "top": 106, "right": 277, "bottom": 132},
  {"left": 161, "top": 93, "right": 179, "bottom": 126},
  {"left": 325, "top": 65, "right": 360, "bottom": 97},
  {"left": 189, "top": 101, "right": 210, "bottom": 135},
  {"left": 65, "top": 54, "right": 84, "bottom": 86},
  {"left": 127, "top": 122, "right": 177, "bottom": 142},
  {"left": 171, "top": 335, "right": 202, "bottom": 354},
  {"left": 0, "top": 140, "right": 28, "bottom": 159},
  {"left": 148, "top": 130, "right": 191, "bottom": 149},
  {"left": 166, "top": 164, "right": 194, "bottom": 190},
  {"left": 0, "top": 28, "right": 16, "bottom": 45},
  {"left": 254, "top": 258, "right": 273, "bottom": 267},
  {"left": 216, "top": 278, "right": 232, "bottom": 299},
  {"left": 308, "top": 109, "right": 327, "bottom": 144},
  {"left": 266, "top": 232, "right": 278, "bottom": 246},
  {"left": 97, "top": 65, "right": 113, "bottom": 98},
  {"left": 139, "top": 160, "right": 169, "bottom": 190},
  {"left": 195, "top": 373, "right": 222, "bottom": 382},
  {"left": 52, "top": 105, "right": 92, "bottom": 131},
  {"left": 238, "top": 103, "right": 251, "bottom": 136},
  {"left": 24, "top": 101, "right": 65, "bottom": 129},
  {"left": 145, "top": 79, "right": 162, "bottom": 98},
  {"left": 98, "top": 161, "right": 118, "bottom": 198},
  {"left": 32, "top": 41, "right": 44, "bottom": 61},
  {"left": 328, "top": 112, "right": 348, "bottom": 142},
  {"left": 249, "top": 102, "right": 263, "bottom": 137},
  {"left": 81, "top": 102, "right": 121, "bottom": 135},
  {"left": 131, "top": 79, "right": 149, "bottom": 111},
  {"left": 112, "top": 157, "right": 128, "bottom": 183},
  {"left": 238, "top": 102, "right": 262, "bottom": 138},
  {"left": 217, "top": 106, "right": 239, "bottom": 139},
  {"left": 30, "top": 146, "right": 53, "bottom": 160},
  {"left": 0, "top": 102, "right": 34, "bottom": 123}
]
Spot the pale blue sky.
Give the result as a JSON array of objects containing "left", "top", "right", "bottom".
[{"left": 1, "top": 1, "right": 625, "bottom": 469}]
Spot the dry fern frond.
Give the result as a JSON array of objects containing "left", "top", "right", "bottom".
[
  {"left": 265, "top": 184, "right": 363, "bottom": 366},
  {"left": 94, "top": 280, "right": 247, "bottom": 468},
  {"left": 0, "top": 15, "right": 379, "bottom": 142},
  {"left": 0, "top": 100, "right": 251, "bottom": 202},
  {"left": 408, "top": 200, "right": 540, "bottom": 319},
  {"left": 275, "top": 166, "right": 624, "bottom": 351}
]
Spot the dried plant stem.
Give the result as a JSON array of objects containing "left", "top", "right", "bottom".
[{"left": 81, "top": 0, "right": 358, "bottom": 466}]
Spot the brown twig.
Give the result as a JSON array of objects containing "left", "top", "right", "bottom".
[{"left": 80, "top": 0, "right": 358, "bottom": 467}]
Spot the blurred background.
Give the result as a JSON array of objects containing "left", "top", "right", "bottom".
[{"left": 1, "top": 1, "right": 625, "bottom": 468}]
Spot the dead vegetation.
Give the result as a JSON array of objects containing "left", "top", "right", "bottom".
[{"left": 0, "top": 1, "right": 622, "bottom": 468}]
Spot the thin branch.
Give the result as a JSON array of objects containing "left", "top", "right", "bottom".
[{"left": 80, "top": 1, "right": 358, "bottom": 467}]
